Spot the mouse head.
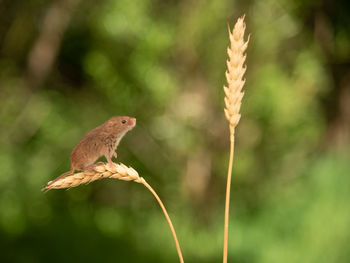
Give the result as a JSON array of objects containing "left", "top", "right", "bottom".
[{"left": 106, "top": 116, "right": 136, "bottom": 135}]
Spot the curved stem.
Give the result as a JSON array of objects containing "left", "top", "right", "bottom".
[
  {"left": 223, "top": 136, "right": 234, "bottom": 263},
  {"left": 142, "top": 180, "right": 184, "bottom": 263}
]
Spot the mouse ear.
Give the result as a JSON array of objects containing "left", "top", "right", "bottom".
[{"left": 104, "top": 126, "right": 112, "bottom": 133}]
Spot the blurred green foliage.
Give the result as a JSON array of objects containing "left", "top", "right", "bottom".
[{"left": 0, "top": 0, "right": 349, "bottom": 262}]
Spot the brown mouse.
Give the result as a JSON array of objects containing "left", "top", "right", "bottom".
[{"left": 49, "top": 116, "right": 136, "bottom": 185}]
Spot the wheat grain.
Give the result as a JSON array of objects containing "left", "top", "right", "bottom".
[
  {"left": 43, "top": 162, "right": 184, "bottom": 263},
  {"left": 224, "top": 15, "right": 249, "bottom": 139},
  {"left": 43, "top": 163, "right": 143, "bottom": 190}
]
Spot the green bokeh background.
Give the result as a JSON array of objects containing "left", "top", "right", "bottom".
[{"left": 1, "top": 0, "right": 349, "bottom": 262}]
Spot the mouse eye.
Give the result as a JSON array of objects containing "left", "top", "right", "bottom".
[{"left": 121, "top": 120, "right": 126, "bottom": 124}]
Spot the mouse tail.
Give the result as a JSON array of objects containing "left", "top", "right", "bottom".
[{"left": 46, "top": 168, "right": 75, "bottom": 187}]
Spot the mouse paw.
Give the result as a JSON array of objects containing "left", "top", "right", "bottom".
[{"left": 84, "top": 162, "right": 104, "bottom": 171}]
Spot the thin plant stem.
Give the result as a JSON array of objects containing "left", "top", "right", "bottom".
[
  {"left": 43, "top": 163, "right": 184, "bottom": 263},
  {"left": 223, "top": 136, "right": 234, "bottom": 263},
  {"left": 142, "top": 180, "right": 184, "bottom": 263}
]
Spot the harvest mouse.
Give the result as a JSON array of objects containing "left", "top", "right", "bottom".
[{"left": 48, "top": 116, "right": 136, "bottom": 185}]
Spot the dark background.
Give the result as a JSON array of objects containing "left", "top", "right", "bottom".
[{"left": 1, "top": 0, "right": 350, "bottom": 262}]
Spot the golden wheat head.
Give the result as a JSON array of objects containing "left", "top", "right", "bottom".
[
  {"left": 42, "top": 163, "right": 144, "bottom": 191},
  {"left": 224, "top": 15, "right": 249, "bottom": 138}
]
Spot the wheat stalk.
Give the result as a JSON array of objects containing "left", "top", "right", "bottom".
[
  {"left": 43, "top": 162, "right": 184, "bottom": 263},
  {"left": 223, "top": 15, "right": 249, "bottom": 263}
]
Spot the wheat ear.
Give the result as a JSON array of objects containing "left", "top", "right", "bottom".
[
  {"left": 223, "top": 15, "right": 249, "bottom": 263},
  {"left": 43, "top": 162, "right": 184, "bottom": 263}
]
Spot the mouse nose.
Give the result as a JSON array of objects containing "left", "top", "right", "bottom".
[{"left": 129, "top": 117, "right": 136, "bottom": 126}]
